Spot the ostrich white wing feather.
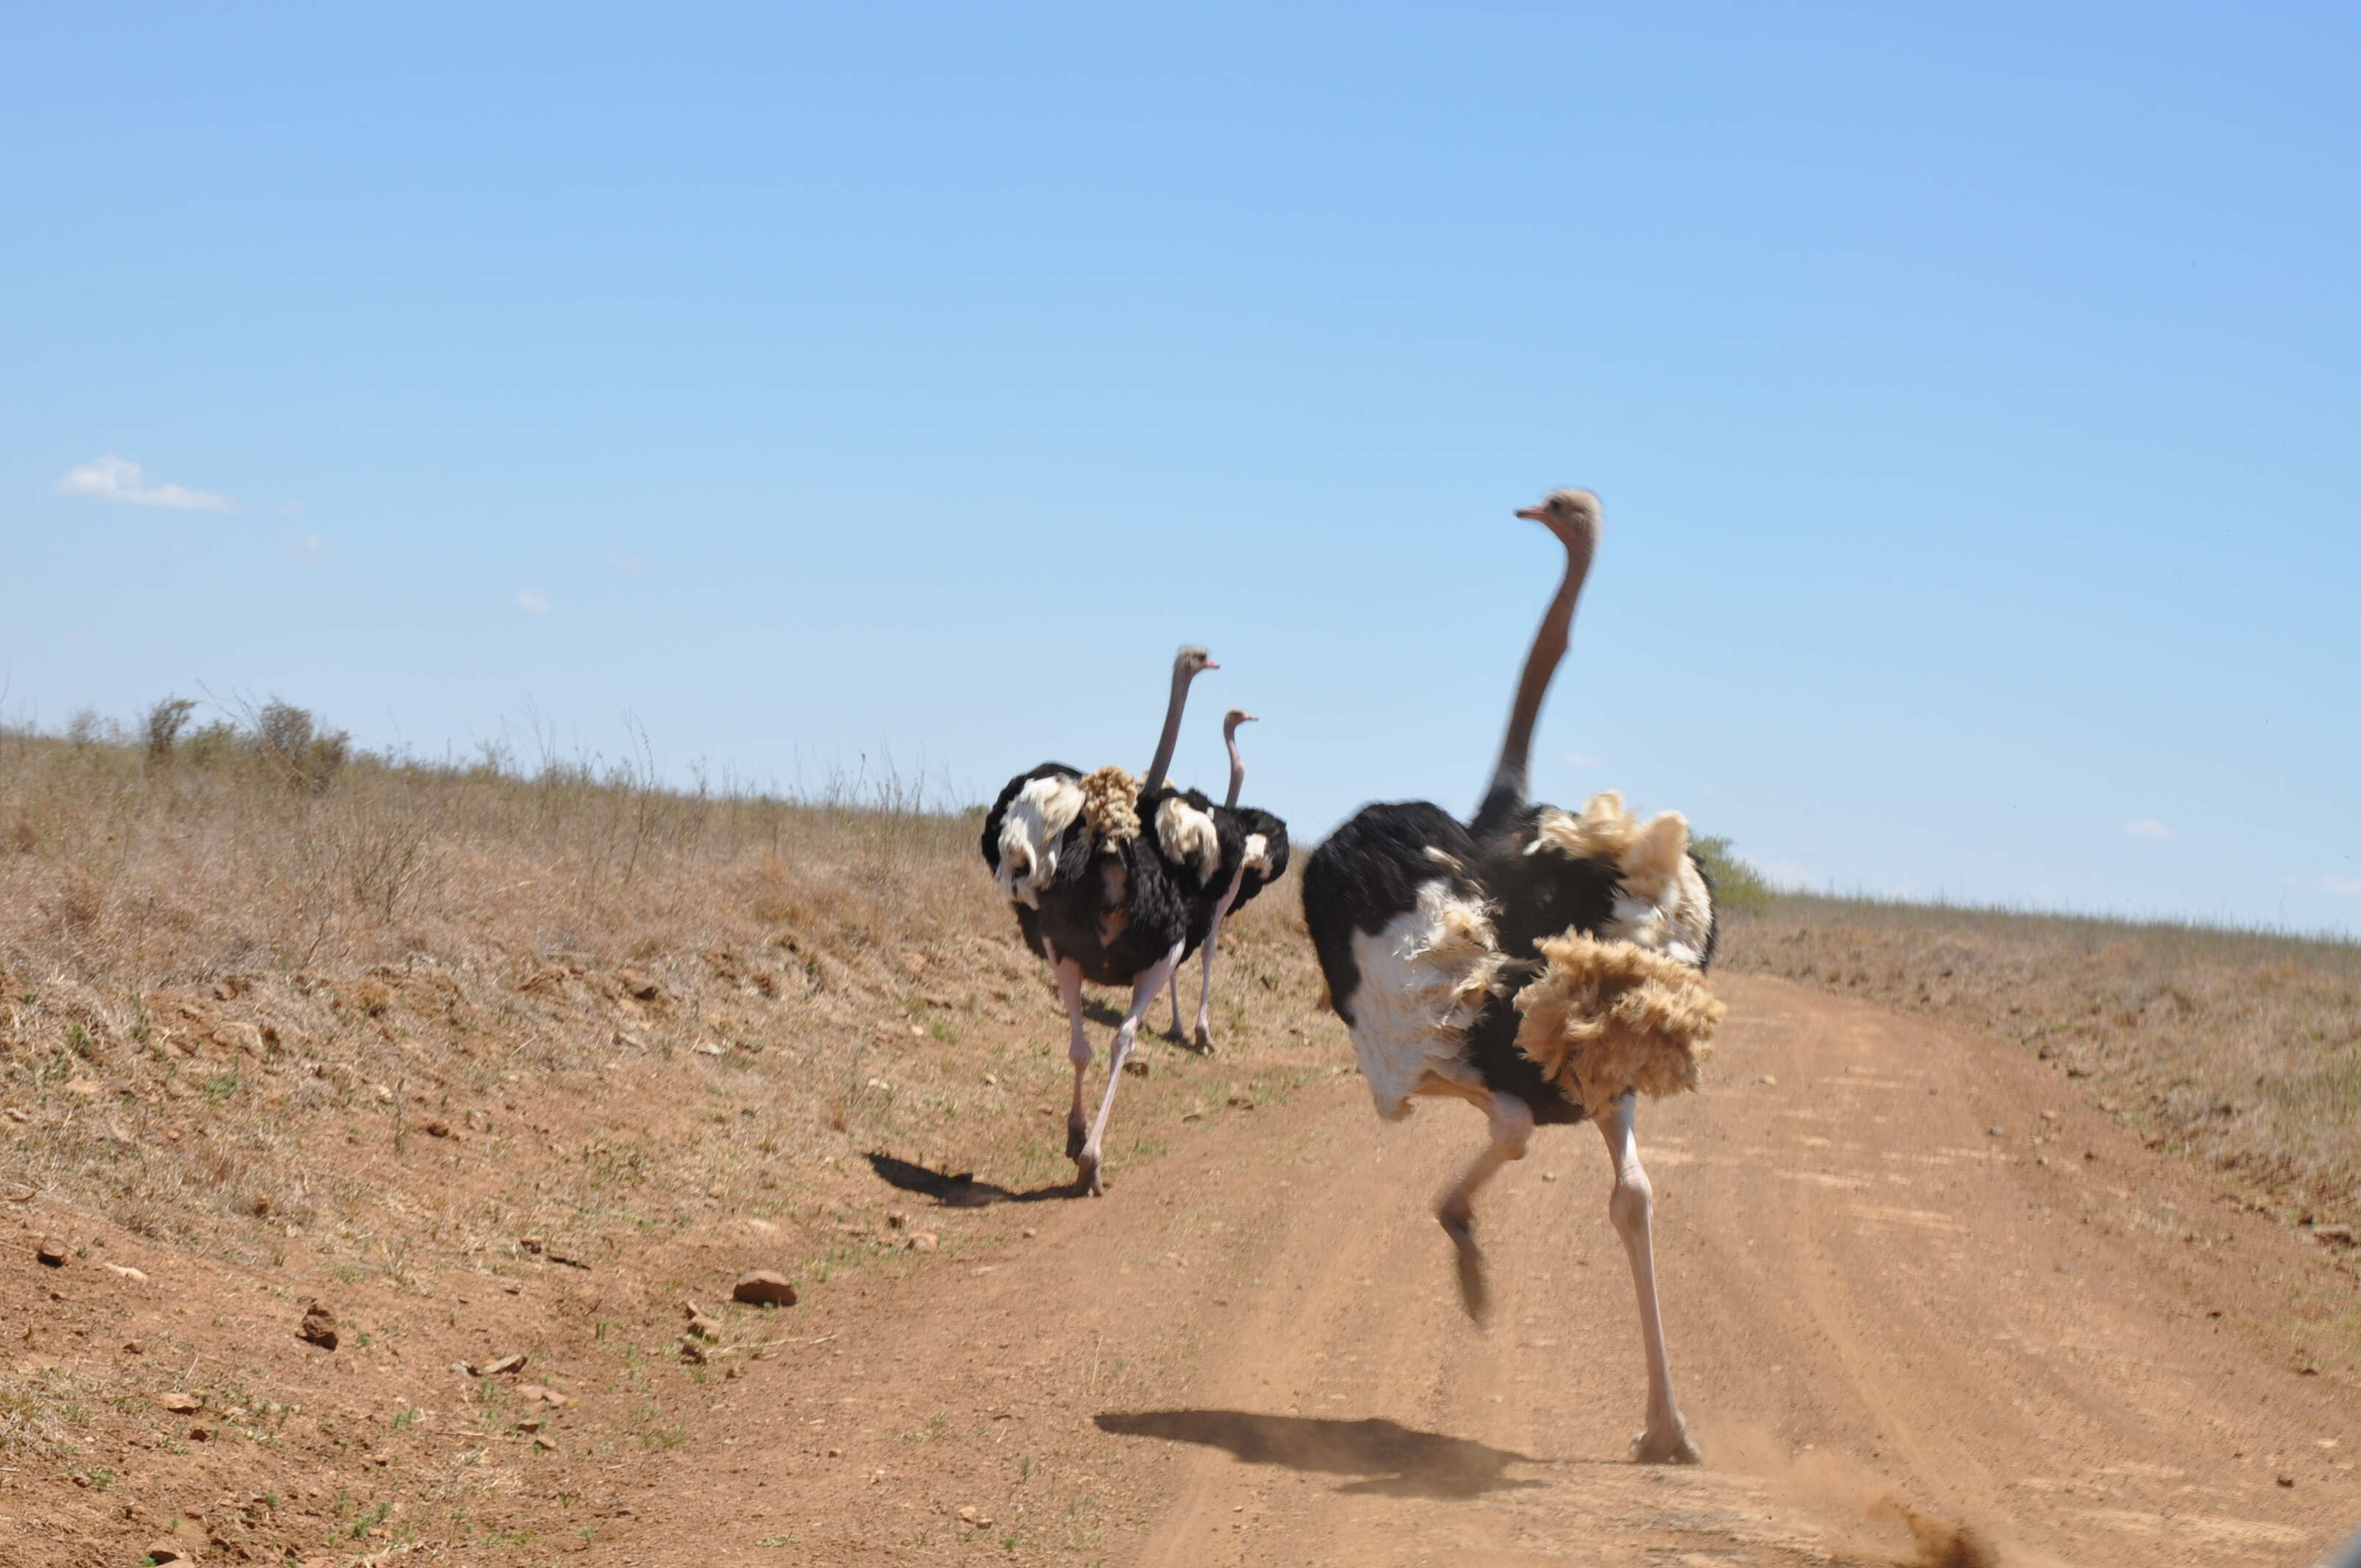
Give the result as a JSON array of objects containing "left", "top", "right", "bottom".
[
  {"left": 1153, "top": 796, "right": 1222, "bottom": 883},
  {"left": 1343, "top": 878, "right": 1502, "bottom": 1119},
  {"left": 995, "top": 775, "right": 1085, "bottom": 907}
]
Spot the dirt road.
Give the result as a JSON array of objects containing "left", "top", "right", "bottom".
[{"left": 604, "top": 976, "right": 2361, "bottom": 1567}]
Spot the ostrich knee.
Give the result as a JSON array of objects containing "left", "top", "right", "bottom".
[{"left": 1608, "top": 1164, "right": 1655, "bottom": 1242}]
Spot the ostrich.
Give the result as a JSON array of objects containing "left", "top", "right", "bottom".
[
  {"left": 981, "top": 647, "right": 1241, "bottom": 1194},
  {"left": 1299, "top": 490, "right": 1724, "bottom": 1465},
  {"left": 1166, "top": 708, "right": 1291, "bottom": 1053}
]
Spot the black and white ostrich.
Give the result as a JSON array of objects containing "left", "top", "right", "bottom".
[
  {"left": 981, "top": 647, "right": 1244, "bottom": 1194},
  {"left": 1164, "top": 708, "right": 1291, "bottom": 1053},
  {"left": 1299, "top": 490, "right": 1725, "bottom": 1465}
]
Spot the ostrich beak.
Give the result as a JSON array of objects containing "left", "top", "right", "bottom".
[
  {"left": 1515, "top": 504, "right": 1548, "bottom": 522},
  {"left": 1201, "top": 658, "right": 1219, "bottom": 671},
  {"left": 1240, "top": 712, "right": 1258, "bottom": 724}
]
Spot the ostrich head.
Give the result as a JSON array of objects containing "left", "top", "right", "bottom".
[
  {"left": 1515, "top": 490, "right": 1602, "bottom": 553},
  {"left": 1222, "top": 708, "right": 1258, "bottom": 736},
  {"left": 1175, "top": 645, "right": 1219, "bottom": 680}
]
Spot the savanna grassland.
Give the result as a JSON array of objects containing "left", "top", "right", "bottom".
[
  {"left": 3, "top": 703, "right": 2357, "bottom": 1567},
  {"left": 0, "top": 707, "right": 1337, "bottom": 1566}
]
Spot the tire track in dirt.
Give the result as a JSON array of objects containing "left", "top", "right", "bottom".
[{"left": 606, "top": 976, "right": 2361, "bottom": 1567}]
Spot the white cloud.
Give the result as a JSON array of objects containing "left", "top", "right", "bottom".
[
  {"left": 287, "top": 532, "right": 333, "bottom": 567},
  {"left": 54, "top": 454, "right": 237, "bottom": 512},
  {"left": 2124, "top": 818, "right": 2172, "bottom": 840},
  {"left": 515, "top": 589, "right": 550, "bottom": 615},
  {"left": 1758, "top": 860, "right": 1822, "bottom": 893},
  {"left": 1562, "top": 751, "right": 1603, "bottom": 769}
]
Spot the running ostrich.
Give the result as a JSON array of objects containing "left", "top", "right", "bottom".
[
  {"left": 981, "top": 647, "right": 1242, "bottom": 1194},
  {"left": 1165, "top": 709, "right": 1291, "bottom": 1053},
  {"left": 1299, "top": 490, "right": 1724, "bottom": 1465}
]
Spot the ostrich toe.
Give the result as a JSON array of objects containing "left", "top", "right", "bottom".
[
  {"left": 1065, "top": 1111, "right": 1087, "bottom": 1161},
  {"left": 1189, "top": 1023, "right": 1216, "bottom": 1056},
  {"left": 1629, "top": 1420, "right": 1701, "bottom": 1465}
]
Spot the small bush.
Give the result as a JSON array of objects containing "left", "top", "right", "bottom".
[
  {"left": 143, "top": 697, "right": 197, "bottom": 763},
  {"left": 1691, "top": 834, "right": 1774, "bottom": 914}
]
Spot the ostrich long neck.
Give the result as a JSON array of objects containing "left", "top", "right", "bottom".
[
  {"left": 1475, "top": 529, "right": 1595, "bottom": 834},
  {"left": 1223, "top": 724, "right": 1246, "bottom": 809},
  {"left": 1140, "top": 665, "right": 1197, "bottom": 796}
]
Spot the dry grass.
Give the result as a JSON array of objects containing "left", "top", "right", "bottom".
[
  {"left": 1719, "top": 894, "right": 2361, "bottom": 1234},
  {"left": 0, "top": 714, "right": 1335, "bottom": 1564}
]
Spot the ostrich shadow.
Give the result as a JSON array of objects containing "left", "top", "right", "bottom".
[
  {"left": 863, "top": 1151, "right": 1082, "bottom": 1207},
  {"left": 1094, "top": 1409, "right": 1553, "bottom": 1500}
]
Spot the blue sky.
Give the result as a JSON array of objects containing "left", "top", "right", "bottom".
[{"left": 4, "top": 3, "right": 2357, "bottom": 933}]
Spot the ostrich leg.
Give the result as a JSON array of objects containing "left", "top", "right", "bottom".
[
  {"left": 1168, "top": 979, "right": 1185, "bottom": 1042},
  {"left": 1435, "top": 1090, "right": 1533, "bottom": 1324},
  {"left": 1073, "top": 943, "right": 1183, "bottom": 1197},
  {"left": 1045, "top": 944, "right": 1092, "bottom": 1161},
  {"left": 1600, "top": 1090, "right": 1700, "bottom": 1464},
  {"left": 1188, "top": 871, "right": 1244, "bottom": 1053}
]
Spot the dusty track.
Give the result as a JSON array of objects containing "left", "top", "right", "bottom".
[{"left": 603, "top": 976, "right": 2361, "bottom": 1567}]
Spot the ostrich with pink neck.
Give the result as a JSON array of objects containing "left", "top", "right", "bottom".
[
  {"left": 980, "top": 646, "right": 1244, "bottom": 1193},
  {"left": 1165, "top": 708, "right": 1291, "bottom": 1053}
]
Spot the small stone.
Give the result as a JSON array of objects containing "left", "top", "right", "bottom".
[
  {"left": 1758, "top": 1075, "right": 1777, "bottom": 1086},
  {"left": 2039, "top": 1108, "right": 2059, "bottom": 1121},
  {"left": 424, "top": 1120, "right": 451, "bottom": 1138},
  {"left": 534, "top": 1433, "right": 558, "bottom": 1451},
  {"left": 296, "top": 1300, "right": 339, "bottom": 1350},
  {"left": 1987, "top": 1125, "right": 2006, "bottom": 1137},
  {"left": 516, "top": 1384, "right": 571, "bottom": 1406},
  {"left": 470, "top": 1353, "right": 526, "bottom": 1377},
  {"left": 1539, "top": 1172, "right": 1557, "bottom": 1183},
  {"left": 686, "top": 1313, "right": 722, "bottom": 1342},
  {"left": 33, "top": 1234, "right": 73, "bottom": 1268},
  {"left": 106, "top": 1263, "right": 150, "bottom": 1283},
  {"left": 616, "top": 969, "right": 660, "bottom": 1001},
  {"left": 189, "top": 1424, "right": 212, "bottom": 1442},
  {"left": 144, "top": 1540, "right": 192, "bottom": 1564},
  {"left": 731, "top": 1270, "right": 798, "bottom": 1307},
  {"left": 1122, "top": 1057, "right": 1148, "bottom": 1078},
  {"left": 693, "top": 1042, "right": 724, "bottom": 1057},
  {"left": 122, "top": 1340, "right": 143, "bottom": 1354},
  {"left": 678, "top": 1335, "right": 709, "bottom": 1363},
  {"left": 516, "top": 1417, "right": 544, "bottom": 1432},
  {"left": 885, "top": 1211, "right": 909, "bottom": 1230},
  {"left": 2277, "top": 1473, "right": 2296, "bottom": 1487},
  {"left": 1021, "top": 1228, "right": 1038, "bottom": 1240},
  {"left": 159, "top": 1392, "right": 203, "bottom": 1413},
  {"left": 906, "top": 1233, "right": 939, "bottom": 1254}
]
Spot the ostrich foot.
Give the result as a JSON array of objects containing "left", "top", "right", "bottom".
[
  {"left": 1628, "top": 1418, "right": 1701, "bottom": 1465},
  {"left": 1438, "top": 1205, "right": 1490, "bottom": 1325},
  {"left": 1065, "top": 1112, "right": 1087, "bottom": 1162},
  {"left": 1189, "top": 1023, "right": 1216, "bottom": 1056},
  {"left": 1075, "top": 1151, "right": 1106, "bottom": 1197}
]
